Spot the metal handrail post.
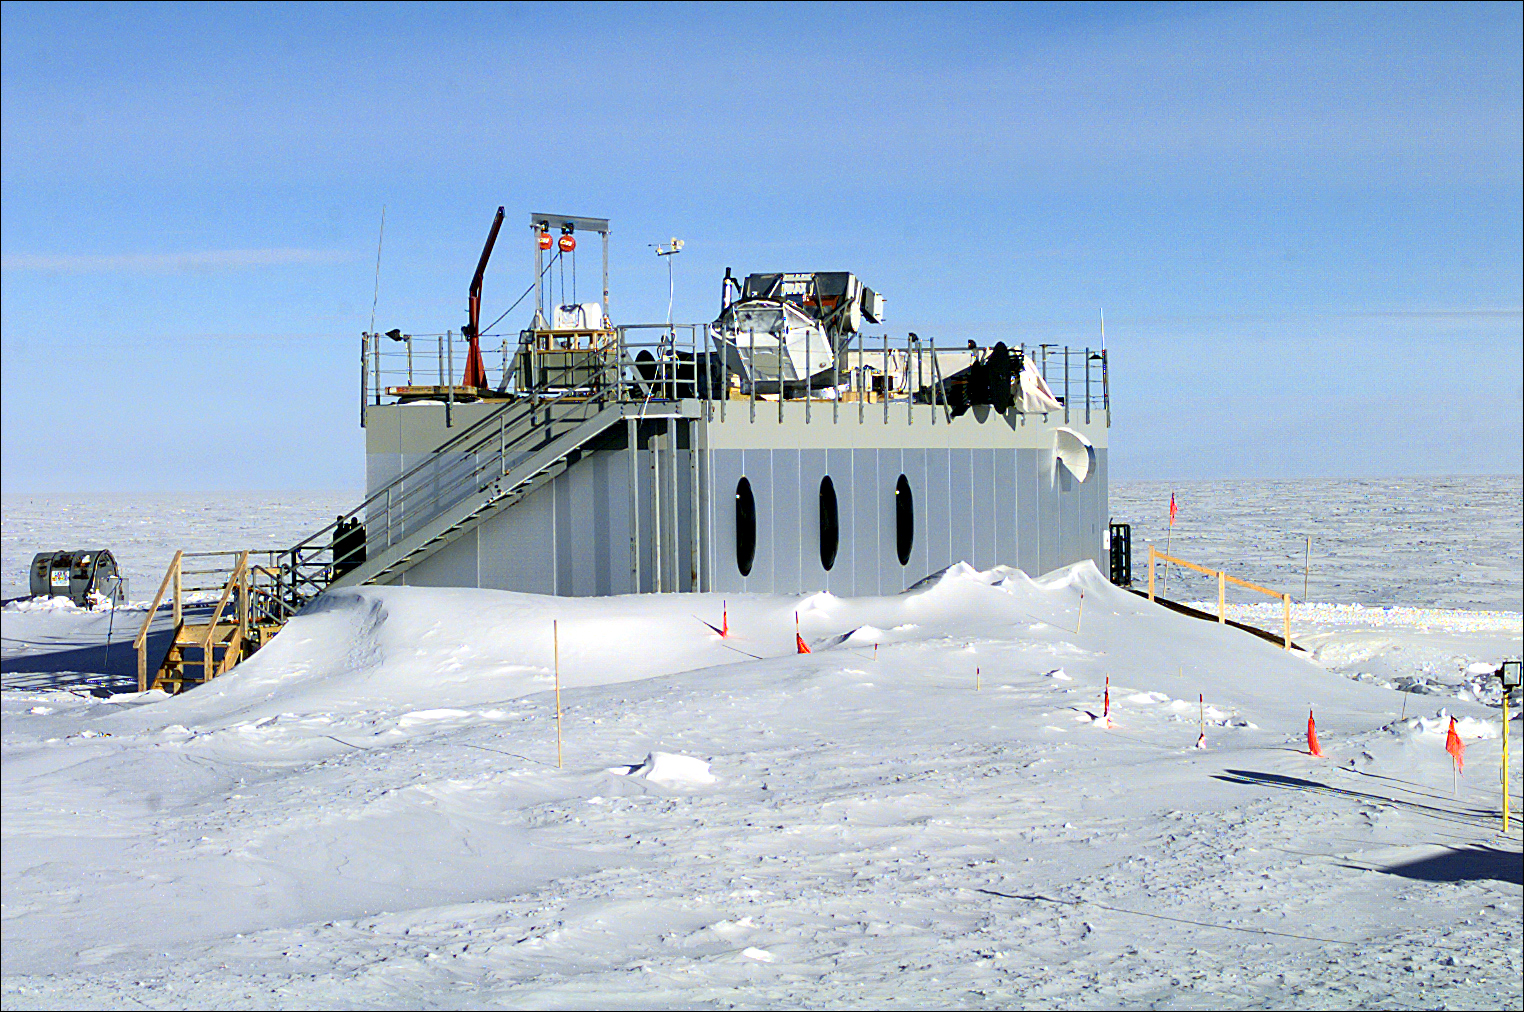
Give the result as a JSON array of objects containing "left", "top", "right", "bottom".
[
  {"left": 920, "top": 335, "right": 932, "bottom": 423},
  {"left": 360, "top": 334, "right": 369, "bottom": 427},
  {"left": 805, "top": 327, "right": 811, "bottom": 425},
  {"left": 857, "top": 330, "right": 865, "bottom": 424},
  {"left": 749, "top": 329, "right": 756, "bottom": 423},
  {"left": 1063, "top": 346, "right": 1070, "bottom": 425},
  {"left": 446, "top": 329, "right": 454, "bottom": 428},
  {"left": 883, "top": 333, "right": 889, "bottom": 424},
  {"left": 616, "top": 327, "right": 624, "bottom": 402},
  {"left": 908, "top": 337, "right": 915, "bottom": 425},
  {"left": 373, "top": 335, "right": 381, "bottom": 406},
  {"left": 1103, "top": 349, "right": 1111, "bottom": 426},
  {"left": 932, "top": 344, "right": 944, "bottom": 423},
  {"left": 1085, "top": 349, "right": 1091, "bottom": 425}
]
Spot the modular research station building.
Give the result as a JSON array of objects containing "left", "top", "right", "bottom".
[{"left": 313, "top": 211, "right": 1111, "bottom": 600}]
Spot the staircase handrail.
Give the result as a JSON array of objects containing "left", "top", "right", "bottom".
[
  {"left": 326, "top": 401, "right": 626, "bottom": 590},
  {"left": 278, "top": 394, "right": 613, "bottom": 608},
  {"left": 284, "top": 396, "right": 546, "bottom": 561},
  {"left": 200, "top": 550, "right": 250, "bottom": 682},
  {"left": 134, "top": 549, "right": 183, "bottom": 692}
]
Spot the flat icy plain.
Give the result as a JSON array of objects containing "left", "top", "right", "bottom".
[
  {"left": 1112, "top": 475, "right": 1522, "bottom": 612},
  {"left": 1, "top": 479, "right": 1520, "bottom": 1010}
]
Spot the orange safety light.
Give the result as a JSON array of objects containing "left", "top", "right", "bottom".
[
  {"left": 537, "top": 230, "right": 553, "bottom": 250},
  {"left": 558, "top": 234, "right": 576, "bottom": 253}
]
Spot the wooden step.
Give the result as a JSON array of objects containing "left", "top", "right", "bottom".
[{"left": 175, "top": 622, "right": 241, "bottom": 645}]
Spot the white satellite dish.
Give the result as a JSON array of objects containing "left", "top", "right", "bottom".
[{"left": 1053, "top": 427, "right": 1095, "bottom": 482}]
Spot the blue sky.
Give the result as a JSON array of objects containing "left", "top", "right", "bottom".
[{"left": 2, "top": 1, "right": 1520, "bottom": 492}]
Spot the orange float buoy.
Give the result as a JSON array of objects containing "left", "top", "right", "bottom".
[
  {"left": 537, "top": 230, "right": 553, "bottom": 250},
  {"left": 558, "top": 234, "right": 576, "bottom": 253}
]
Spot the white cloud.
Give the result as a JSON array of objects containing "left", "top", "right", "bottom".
[{"left": 0, "top": 248, "right": 357, "bottom": 273}]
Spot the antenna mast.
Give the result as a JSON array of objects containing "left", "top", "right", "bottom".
[{"left": 369, "top": 205, "right": 386, "bottom": 338}]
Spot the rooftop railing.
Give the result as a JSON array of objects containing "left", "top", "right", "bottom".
[{"left": 361, "top": 327, "right": 1109, "bottom": 427}]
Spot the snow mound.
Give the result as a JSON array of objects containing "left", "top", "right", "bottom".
[
  {"left": 91, "top": 557, "right": 1490, "bottom": 744},
  {"left": 1390, "top": 709, "right": 1499, "bottom": 739},
  {"left": 613, "top": 752, "right": 717, "bottom": 787},
  {"left": 4, "top": 595, "right": 85, "bottom": 614}
]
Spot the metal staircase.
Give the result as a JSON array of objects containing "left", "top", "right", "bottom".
[
  {"left": 329, "top": 399, "right": 626, "bottom": 589},
  {"left": 128, "top": 326, "right": 711, "bottom": 691},
  {"left": 279, "top": 390, "right": 634, "bottom": 606}
]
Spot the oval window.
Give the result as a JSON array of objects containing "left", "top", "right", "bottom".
[
  {"left": 894, "top": 474, "right": 914, "bottom": 566},
  {"left": 818, "top": 476, "right": 839, "bottom": 571},
  {"left": 735, "top": 476, "right": 756, "bottom": 577}
]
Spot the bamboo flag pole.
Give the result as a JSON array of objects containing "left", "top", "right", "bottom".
[
  {"left": 1162, "top": 489, "right": 1176, "bottom": 594},
  {"left": 554, "top": 619, "right": 563, "bottom": 769},
  {"left": 1303, "top": 536, "right": 1311, "bottom": 602}
]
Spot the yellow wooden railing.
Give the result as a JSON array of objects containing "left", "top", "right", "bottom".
[
  {"left": 132, "top": 549, "right": 253, "bottom": 692},
  {"left": 199, "top": 551, "right": 250, "bottom": 683},
  {"left": 1148, "top": 545, "right": 1292, "bottom": 649},
  {"left": 133, "top": 550, "right": 182, "bottom": 693}
]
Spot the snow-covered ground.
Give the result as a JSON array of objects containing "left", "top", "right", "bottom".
[{"left": 2, "top": 481, "right": 1520, "bottom": 1009}]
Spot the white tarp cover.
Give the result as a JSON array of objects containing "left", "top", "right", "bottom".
[{"left": 1019, "top": 358, "right": 1064, "bottom": 413}]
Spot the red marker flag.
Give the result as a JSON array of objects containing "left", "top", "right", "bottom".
[
  {"left": 795, "top": 611, "right": 811, "bottom": 654},
  {"left": 721, "top": 601, "right": 728, "bottom": 638},
  {"left": 1169, "top": 491, "right": 1178, "bottom": 527},
  {"left": 1445, "top": 716, "right": 1465, "bottom": 772},
  {"left": 1307, "top": 708, "right": 1324, "bottom": 757}
]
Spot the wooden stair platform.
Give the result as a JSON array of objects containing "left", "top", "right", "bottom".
[{"left": 136, "top": 549, "right": 288, "bottom": 694}]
